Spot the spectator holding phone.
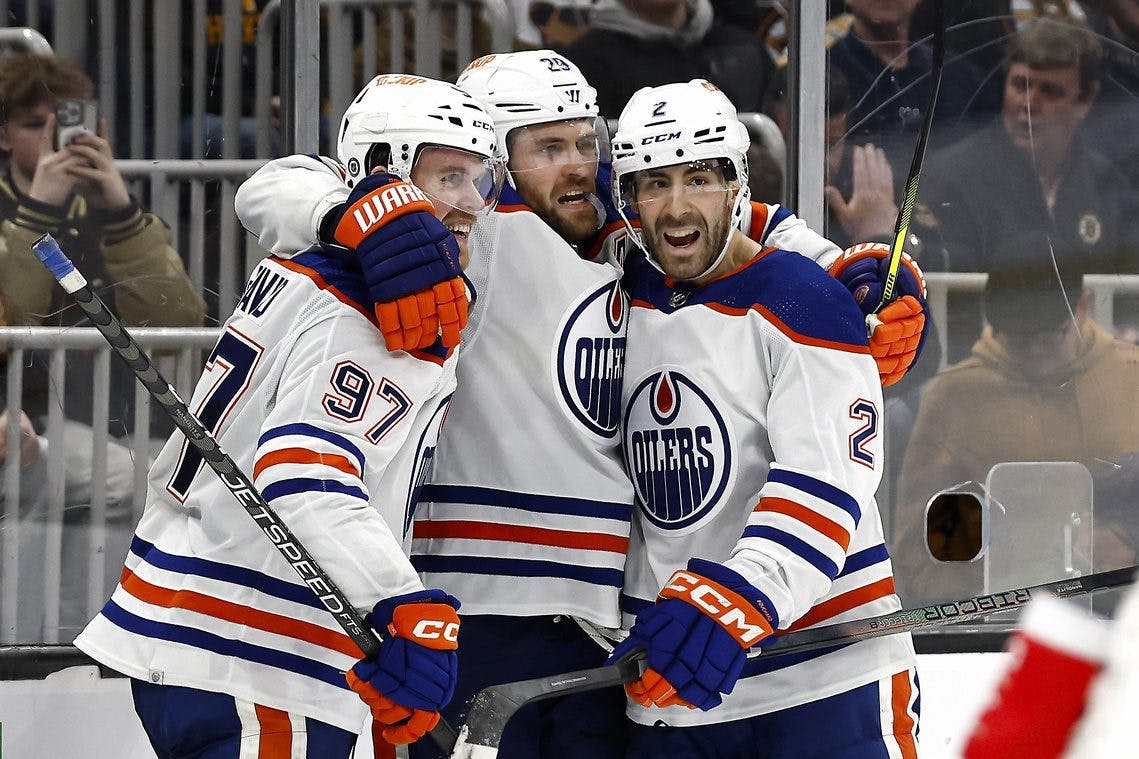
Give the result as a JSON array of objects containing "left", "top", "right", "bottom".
[
  {"left": 0, "top": 53, "right": 204, "bottom": 640},
  {"left": 0, "top": 52, "right": 205, "bottom": 435},
  {"left": 0, "top": 53, "right": 204, "bottom": 332}
]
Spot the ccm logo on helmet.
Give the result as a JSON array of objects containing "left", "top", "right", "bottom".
[
  {"left": 663, "top": 571, "right": 768, "bottom": 644},
  {"left": 641, "top": 131, "right": 680, "bottom": 145},
  {"left": 352, "top": 183, "right": 431, "bottom": 234},
  {"left": 412, "top": 619, "right": 460, "bottom": 643}
]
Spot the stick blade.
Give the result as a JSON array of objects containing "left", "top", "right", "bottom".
[{"left": 453, "top": 655, "right": 645, "bottom": 754}]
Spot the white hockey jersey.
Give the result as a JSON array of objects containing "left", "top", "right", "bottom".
[
  {"left": 75, "top": 249, "right": 458, "bottom": 732},
  {"left": 620, "top": 245, "right": 916, "bottom": 727},
  {"left": 235, "top": 157, "right": 634, "bottom": 628}
]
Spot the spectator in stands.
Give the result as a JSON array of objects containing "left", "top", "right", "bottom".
[
  {"left": 1082, "top": 0, "right": 1139, "bottom": 192},
  {"left": 563, "top": 0, "right": 779, "bottom": 117},
  {"left": 181, "top": 0, "right": 275, "bottom": 158},
  {"left": 0, "top": 54, "right": 200, "bottom": 640},
  {"left": 823, "top": 66, "right": 899, "bottom": 250},
  {"left": 530, "top": 0, "right": 594, "bottom": 49},
  {"left": 829, "top": 0, "right": 997, "bottom": 177},
  {"left": 891, "top": 243, "right": 1139, "bottom": 607},
  {"left": 914, "top": 17, "right": 1139, "bottom": 360},
  {"left": 0, "top": 51, "right": 203, "bottom": 471},
  {"left": 917, "top": 18, "right": 1139, "bottom": 274}
]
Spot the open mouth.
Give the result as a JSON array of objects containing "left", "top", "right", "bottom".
[
  {"left": 663, "top": 229, "right": 700, "bottom": 248},
  {"left": 557, "top": 190, "right": 590, "bottom": 207},
  {"left": 444, "top": 216, "right": 474, "bottom": 242}
]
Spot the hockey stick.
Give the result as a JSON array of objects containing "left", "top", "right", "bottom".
[
  {"left": 448, "top": 563, "right": 1137, "bottom": 758},
  {"left": 30, "top": 234, "right": 458, "bottom": 750},
  {"left": 872, "top": 0, "right": 945, "bottom": 314}
]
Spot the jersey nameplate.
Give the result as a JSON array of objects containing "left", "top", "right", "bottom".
[{"left": 237, "top": 265, "right": 289, "bottom": 318}]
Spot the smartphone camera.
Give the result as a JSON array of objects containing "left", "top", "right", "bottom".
[{"left": 54, "top": 99, "right": 98, "bottom": 150}]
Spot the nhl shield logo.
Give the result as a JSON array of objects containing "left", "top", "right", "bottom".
[
  {"left": 554, "top": 281, "right": 628, "bottom": 438},
  {"left": 623, "top": 370, "right": 733, "bottom": 530}
]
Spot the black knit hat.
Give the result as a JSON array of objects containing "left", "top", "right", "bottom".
[{"left": 983, "top": 233, "right": 1083, "bottom": 334}]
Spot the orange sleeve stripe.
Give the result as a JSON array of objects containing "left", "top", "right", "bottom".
[
  {"left": 254, "top": 447, "right": 361, "bottom": 481},
  {"left": 413, "top": 519, "right": 629, "bottom": 554},
  {"left": 755, "top": 497, "right": 851, "bottom": 552},
  {"left": 119, "top": 568, "right": 362, "bottom": 658},
  {"left": 892, "top": 670, "right": 919, "bottom": 758},
  {"left": 781, "top": 577, "right": 897, "bottom": 633},
  {"left": 254, "top": 704, "right": 294, "bottom": 758}
]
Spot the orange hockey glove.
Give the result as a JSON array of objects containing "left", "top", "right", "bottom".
[
  {"left": 331, "top": 173, "right": 469, "bottom": 351},
  {"left": 829, "top": 242, "right": 930, "bottom": 387}
]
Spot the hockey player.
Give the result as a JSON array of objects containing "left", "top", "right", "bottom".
[
  {"left": 236, "top": 51, "right": 636, "bottom": 759},
  {"left": 608, "top": 80, "right": 920, "bottom": 757},
  {"left": 73, "top": 75, "right": 504, "bottom": 758},
  {"left": 234, "top": 54, "right": 929, "bottom": 758}
]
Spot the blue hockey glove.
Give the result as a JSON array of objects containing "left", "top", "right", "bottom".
[
  {"left": 346, "top": 588, "right": 461, "bottom": 744},
  {"left": 608, "top": 559, "right": 776, "bottom": 711},
  {"left": 828, "top": 242, "right": 930, "bottom": 386},
  {"left": 331, "top": 173, "right": 468, "bottom": 351}
]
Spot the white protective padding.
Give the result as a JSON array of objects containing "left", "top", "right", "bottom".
[
  {"left": 457, "top": 50, "right": 599, "bottom": 167},
  {"left": 610, "top": 79, "right": 752, "bottom": 278},
  {"left": 337, "top": 74, "right": 499, "bottom": 188}
]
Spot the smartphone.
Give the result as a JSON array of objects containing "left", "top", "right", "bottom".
[{"left": 54, "top": 99, "right": 99, "bottom": 150}]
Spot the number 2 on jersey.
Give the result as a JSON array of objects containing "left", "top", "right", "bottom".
[
  {"left": 167, "top": 328, "right": 265, "bottom": 501},
  {"left": 848, "top": 398, "right": 878, "bottom": 469}
]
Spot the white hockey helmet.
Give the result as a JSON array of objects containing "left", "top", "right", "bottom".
[
  {"left": 611, "top": 80, "right": 752, "bottom": 278},
  {"left": 457, "top": 50, "right": 604, "bottom": 167},
  {"left": 337, "top": 73, "right": 504, "bottom": 207}
]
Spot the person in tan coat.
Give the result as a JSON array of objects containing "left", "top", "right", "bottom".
[
  {"left": 892, "top": 238, "right": 1139, "bottom": 607},
  {"left": 0, "top": 54, "right": 205, "bottom": 640}
]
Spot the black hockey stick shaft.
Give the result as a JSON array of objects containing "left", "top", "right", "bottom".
[
  {"left": 761, "top": 563, "right": 1137, "bottom": 658},
  {"left": 30, "top": 234, "right": 459, "bottom": 749},
  {"left": 450, "top": 563, "right": 1136, "bottom": 756},
  {"left": 875, "top": 0, "right": 944, "bottom": 310}
]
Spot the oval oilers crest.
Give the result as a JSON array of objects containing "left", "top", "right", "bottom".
[
  {"left": 623, "top": 370, "right": 732, "bottom": 530},
  {"left": 554, "top": 281, "right": 628, "bottom": 438}
]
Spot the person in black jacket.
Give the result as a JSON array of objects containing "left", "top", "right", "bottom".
[
  {"left": 563, "top": 0, "right": 778, "bottom": 118},
  {"left": 915, "top": 18, "right": 1139, "bottom": 360}
]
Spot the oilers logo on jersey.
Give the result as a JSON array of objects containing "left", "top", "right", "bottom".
[
  {"left": 623, "top": 369, "right": 733, "bottom": 530},
  {"left": 554, "top": 280, "right": 628, "bottom": 438}
]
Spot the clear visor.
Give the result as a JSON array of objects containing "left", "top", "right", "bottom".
[
  {"left": 409, "top": 145, "right": 506, "bottom": 216},
  {"left": 506, "top": 116, "right": 612, "bottom": 177},
  {"left": 618, "top": 157, "right": 738, "bottom": 210}
]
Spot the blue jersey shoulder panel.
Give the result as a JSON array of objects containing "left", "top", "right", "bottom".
[{"left": 626, "top": 247, "right": 868, "bottom": 349}]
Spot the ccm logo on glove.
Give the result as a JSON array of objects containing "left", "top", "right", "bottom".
[
  {"left": 660, "top": 570, "right": 774, "bottom": 645},
  {"left": 389, "top": 603, "right": 461, "bottom": 650},
  {"left": 410, "top": 619, "right": 460, "bottom": 643},
  {"left": 340, "top": 183, "right": 434, "bottom": 248}
]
